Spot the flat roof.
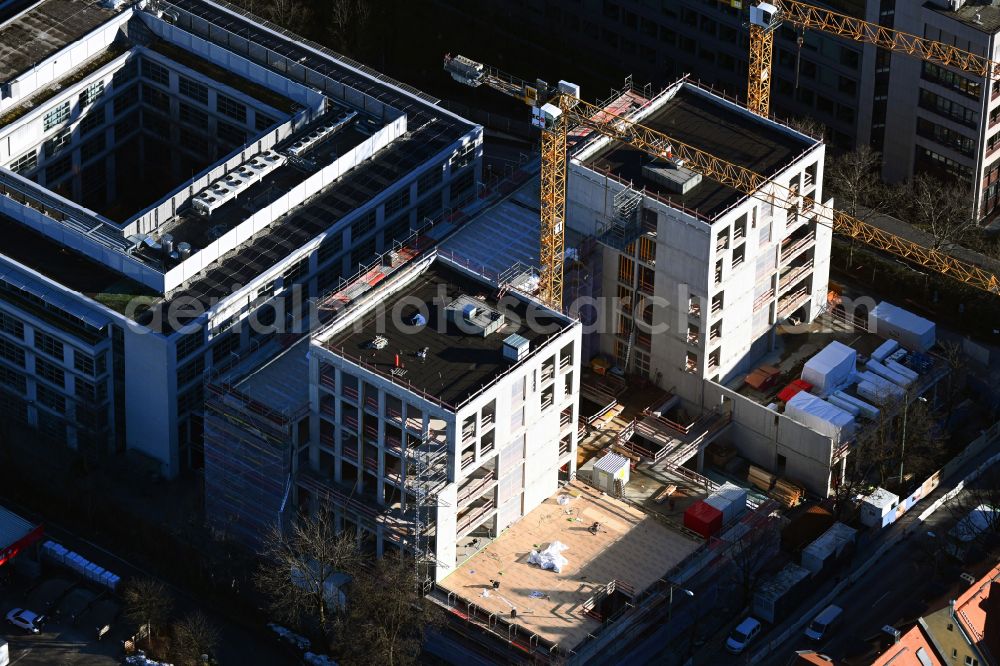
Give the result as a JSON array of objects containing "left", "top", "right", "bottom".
[
  {"left": 0, "top": 213, "right": 155, "bottom": 316},
  {"left": 129, "top": 0, "right": 475, "bottom": 330},
  {"left": 0, "top": 0, "right": 115, "bottom": 84},
  {"left": 439, "top": 480, "right": 700, "bottom": 650},
  {"left": 321, "top": 259, "right": 570, "bottom": 408},
  {"left": 584, "top": 85, "right": 814, "bottom": 220},
  {"left": 158, "top": 113, "right": 373, "bottom": 250},
  {"left": 233, "top": 338, "right": 310, "bottom": 415},
  {"left": 0, "top": 0, "right": 474, "bottom": 328},
  {"left": 930, "top": 3, "right": 1000, "bottom": 33}
]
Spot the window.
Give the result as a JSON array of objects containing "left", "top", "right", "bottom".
[
  {"left": 916, "top": 118, "right": 974, "bottom": 157},
  {"left": 178, "top": 76, "right": 208, "bottom": 104},
  {"left": 74, "top": 350, "right": 95, "bottom": 375},
  {"left": 919, "top": 89, "right": 977, "bottom": 128},
  {"left": 384, "top": 188, "right": 409, "bottom": 217},
  {"left": 142, "top": 59, "right": 169, "bottom": 86},
  {"left": 180, "top": 128, "right": 201, "bottom": 150},
  {"left": 79, "top": 80, "right": 105, "bottom": 107},
  {"left": 965, "top": 658, "right": 978, "bottom": 666},
  {"left": 35, "top": 357, "right": 64, "bottom": 387},
  {"left": 418, "top": 168, "right": 439, "bottom": 196},
  {"left": 44, "top": 129, "right": 72, "bottom": 158},
  {"left": 112, "top": 59, "right": 137, "bottom": 87},
  {"left": 43, "top": 101, "right": 70, "bottom": 131},
  {"left": 34, "top": 330, "right": 64, "bottom": 360},
  {"left": 142, "top": 84, "right": 170, "bottom": 112},
  {"left": 76, "top": 375, "right": 104, "bottom": 402},
  {"left": 176, "top": 331, "right": 203, "bottom": 361},
  {"left": 351, "top": 210, "right": 376, "bottom": 239},
  {"left": 177, "top": 356, "right": 204, "bottom": 387},
  {"left": 217, "top": 121, "right": 246, "bottom": 146},
  {"left": 318, "top": 231, "right": 343, "bottom": 265},
  {"left": 45, "top": 156, "right": 72, "bottom": 182},
  {"left": 179, "top": 103, "right": 208, "bottom": 129},
  {"left": 922, "top": 61, "right": 981, "bottom": 99},
  {"left": 36, "top": 384, "right": 65, "bottom": 413},
  {"left": 80, "top": 108, "right": 105, "bottom": 136},
  {"left": 8, "top": 150, "right": 36, "bottom": 175},
  {"left": 113, "top": 85, "right": 138, "bottom": 116},
  {"left": 255, "top": 113, "right": 276, "bottom": 131},
  {"left": 216, "top": 94, "right": 247, "bottom": 122},
  {"left": 0, "top": 366, "right": 25, "bottom": 393},
  {"left": 81, "top": 134, "right": 106, "bottom": 162},
  {"left": 0, "top": 311, "right": 24, "bottom": 339},
  {"left": 0, "top": 338, "right": 25, "bottom": 367}
]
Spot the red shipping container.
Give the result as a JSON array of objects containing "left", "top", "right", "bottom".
[
  {"left": 684, "top": 500, "right": 723, "bottom": 538},
  {"left": 778, "top": 379, "right": 813, "bottom": 403}
]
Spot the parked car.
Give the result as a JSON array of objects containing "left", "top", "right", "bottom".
[
  {"left": 804, "top": 604, "right": 842, "bottom": 641},
  {"left": 726, "top": 617, "right": 762, "bottom": 654},
  {"left": 5, "top": 608, "right": 45, "bottom": 634}
]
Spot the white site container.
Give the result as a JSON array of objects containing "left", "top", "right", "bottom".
[
  {"left": 859, "top": 488, "right": 900, "bottom": 528},
  {"left": 785, "top": 391, "right": 856, "bottom": 444},
  {"left": 871, "top": 302, "right": 935, "bottom": 351},
  {"left": 705, "top": 482, "right": 748, "bottom": 526},
  {"left": 802, "top": 341, "right": 857, "bottom": 395}
]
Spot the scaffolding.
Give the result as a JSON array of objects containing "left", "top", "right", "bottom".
[
  {"left": 596, "top": 185, "right": 644, "bottom": 252},
  {"left": 203, "top": 381, "right": 308, "bottom": 547},
  {"left": 405, "top": 428, "right": 450, "bottom": 587}
]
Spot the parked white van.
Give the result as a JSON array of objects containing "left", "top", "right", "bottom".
[{"left": 805, "top": 605, "right": 843, "bottom": 641}]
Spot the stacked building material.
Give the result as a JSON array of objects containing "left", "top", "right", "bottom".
[
  {"left": 770, "top": 478, "right": 804, "bottom": 508},
  {"left": 748, "top": 465, "right": 777, "bottom": 492}
]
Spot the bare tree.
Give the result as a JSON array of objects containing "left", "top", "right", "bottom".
[
  {"left": 254, "top": 512, "right": 361, "bottom": 637},
  {"left": 335, "top": 552, "right": 444, "bottom": 666},
  {"left": 787, "top": 116, "right": 825, "bottom": 141},
  {"left": 825, "top": 145, "right": 899, "bottom": 265},
  {"left": 904, "top": 173, "right": 977, "bottom": 249},
  {"left": 328, "top": 0, "right": 372, "bottom": 57},
  {"left": 850, "top": 395, "right": 947, "bottom": 490},
  {"left": 228, "top": 0, "right": 310, "bottom": 35},
  {"left": 171, "top": 611, "right": 221, "bottom": 666},
  {"left": 725, "top": 518, "right": 780, "bottom": 606},
  {"left": 122, "top": 577, "right": 174, "bottom": 637},
  {"left": 944, "top": 466, "right": 1000, "bottom": 562}
]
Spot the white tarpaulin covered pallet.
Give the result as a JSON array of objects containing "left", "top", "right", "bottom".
[{"left": 785, "top": 391, "right": 856, "bottom": 444}]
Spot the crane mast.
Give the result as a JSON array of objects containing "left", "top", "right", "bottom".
[
  {"left": 444, "top": 55, "right": 1000, "bottom": 297},
  {"left": 747, "top": 1, "right": 1000, "bottom": 116}
]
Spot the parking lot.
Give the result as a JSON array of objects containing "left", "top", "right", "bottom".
[{"left": 2, "top": 573, "right": 128, "bottom": 665}]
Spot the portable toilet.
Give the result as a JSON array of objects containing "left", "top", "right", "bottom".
[{"left": 592, "top": 452, "right": 630, "bottom": 496}]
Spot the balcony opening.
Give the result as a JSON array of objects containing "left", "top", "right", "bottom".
[
  {"left": 541, "top": 384, "right": 555, "bottom": 411},
  {"left": 385, "top": 423, "right": 402, "bottom": 452},
  {"left": 688, "top": 295, "right": 701, "bottom": 317},
  {"left": 714, "top": 258, "right": 723, "bottom": 285},
  {"left": 563, "top": 370, "right": 574, "bottom": 398},
  {"left": 708, "top": 348, "right": 721, "bottom": 372},
  {"left": 710, "top": 321, "right": 722, "bottom": 344},
  {"left": 385, "top": 394, "right": 403, "bottom": 422},
  {"left": 341, "top": 372, "right": 358, "bottom": 401},
  {"left": 406, "top": 405, "right": 423, "bottom": 433},
  {"left": 560, "top": 342, "right": 574, "bottom": 372},
  {"left": 481, "top": 429, "right": 496, "bottom": 457},
  {"left": 341, "top": 461, "right": 359, "bottom": 489},
  {"left": 711, "top": 292, "right": 724, "bottom": 316},
  {"left": 686, "top": 351, "right": 698, "bottom": 373},
  {"left": 687, "top": 323, "right": 700, "bottom": 345},
  {"left": 541, "top": 355, "right": 556, "bottom": 384},
  {"left": 733, "top": 243, "right": 745, "bottom": 269},
  {"left": 461, "top": 414, "right": 476, "bottom": 444},
  {"left": 481, "top": 399, "right": 496, "bottom": 431}
]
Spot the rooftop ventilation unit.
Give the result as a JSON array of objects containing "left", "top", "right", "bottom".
[
  {"left": 445, "top": 295, "right": 504, "bottom": 337},
  {"left": 286, "top": 110, "right": 358, "bottom": 158},
  {"left": 502, "top": 333, "right": 530, "bottom": 363},
  {"left": 192, "top": 150, "right": 286, "bottom": 216}
]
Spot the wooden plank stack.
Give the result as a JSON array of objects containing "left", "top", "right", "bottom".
[
  {"left": 748, "top": 465, "right": 776, "bottom": 493},
  {"left": 769, "top": 478, "right": 805, "bottom": 508}
]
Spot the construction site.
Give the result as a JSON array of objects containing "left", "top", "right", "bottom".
[{"left": 122, "top": 2, "right": 1000, "bottom": 665}]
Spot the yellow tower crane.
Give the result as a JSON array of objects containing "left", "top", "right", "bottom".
[
  {"left": 443, "top": 55, "right": 1000, "bottom": 299},
  {"left": 746, "top": 1, "right": 1000, "bottom": 117}
]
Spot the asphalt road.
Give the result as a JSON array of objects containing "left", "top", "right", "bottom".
[{"left": 758, "top": 475, "right": 990, "bottom": 666}]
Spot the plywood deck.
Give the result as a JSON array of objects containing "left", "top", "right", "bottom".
[{"left": 439, "top": 480, "right": 700, "bottom": 650}]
